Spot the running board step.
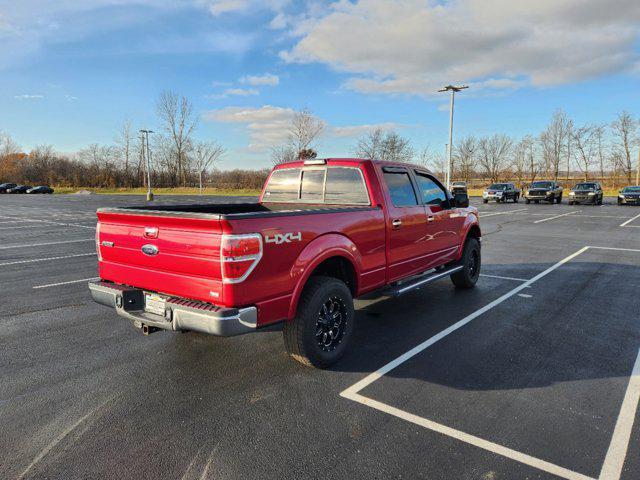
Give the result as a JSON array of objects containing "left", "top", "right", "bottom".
[{"left": 383, "top": 265, "right": 463, "bottom": 297}]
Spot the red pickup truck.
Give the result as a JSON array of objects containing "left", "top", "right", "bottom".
[{"left": 89, "top": 158, "right": 481, "bottom": 368}]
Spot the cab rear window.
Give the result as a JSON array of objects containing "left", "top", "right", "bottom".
[{"left": 263, "top": 167, "right": 370, "bottom": 205}]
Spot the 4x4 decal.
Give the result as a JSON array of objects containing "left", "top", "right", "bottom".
[{"left": 265, "top": 232, "right": 302, "bottom": 245}]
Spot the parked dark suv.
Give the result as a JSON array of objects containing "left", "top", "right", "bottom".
[
  {"left": 0, "top": 183, "right": 17, "bottom": 193},
  {"left": 482, "top": 183, "right": 520, "bottom": 203},
  {"left": 618, "top": 186, "right": 640, "bottom": 205},
  {"left": 568, "top": 182, "right": 603, "bottom": 205},
  {"left": 450, "top": 181, "right": 468, "bottom": 195},
  {"left": 6, "top": 185, "right": 31, "bottom": 194},
  {"left": 524, "top": 181, "right": 563, "bottom": 204},
  {"left": 26, "top": 185, "right": 54, "bottom": 194}
]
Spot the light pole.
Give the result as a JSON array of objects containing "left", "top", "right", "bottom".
[
  {"left": 140, "top": 129, "right": 154, "bottom": 201},
  {"left": 438, "top": 84, "right": 468, "bottom": 189}
]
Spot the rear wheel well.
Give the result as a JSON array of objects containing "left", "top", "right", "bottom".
[
  {"left": 466, "top": 224, "right": 481, "bottom": 244},
  {"left": 308, "top": 256, "right": 357, "bottom": 296}
]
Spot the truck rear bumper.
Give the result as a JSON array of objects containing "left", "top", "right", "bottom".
[{"left": 88, "top": 280, "right": 257, "bottom": 336}]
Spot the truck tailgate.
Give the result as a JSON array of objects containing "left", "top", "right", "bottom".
[{"left": 96, "top": 209, "right": 224, "bottom": 303}]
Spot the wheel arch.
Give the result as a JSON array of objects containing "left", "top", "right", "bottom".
[
  {"left": 287, "top": 234, "right": 361, "bottom": 320},
  {"left": 457, "top": 219, "right": 482, "bottom": 258}
]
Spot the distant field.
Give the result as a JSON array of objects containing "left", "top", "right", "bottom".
[{"left": 53, "top": 187, "right": 262, "bottom": 196}]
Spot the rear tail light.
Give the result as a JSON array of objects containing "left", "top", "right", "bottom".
[
  {"left": 95, "top": 221, "right": 102, "bottom": 261},
  {"left": 220, "top": 233, "right": 262, "bottom": 283}
]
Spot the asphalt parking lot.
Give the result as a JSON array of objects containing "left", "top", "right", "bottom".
[{"left": 2, "top": 194, "right": 639, "bottom": 480}]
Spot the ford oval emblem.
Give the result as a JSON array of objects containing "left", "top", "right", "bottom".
[{"left": 141, "top": 244, "right": 159, "bottom": 256}]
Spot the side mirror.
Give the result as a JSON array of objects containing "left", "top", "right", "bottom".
[{"left": 453, "top": 192, "right": 469, "bottom": 208}]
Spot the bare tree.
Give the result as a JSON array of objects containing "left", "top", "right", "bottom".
[
  {"left": 271, "top": 108, "right": 325, "bottom": 165},
  {"left": 512, "top": 136, "right": 535, "bottom": 187},
  {"left": 27, "top": 145, "right": 56, "bottom": 184},
  {"left": 540, "top": 109, "right": 571, "bottom": 180},
  {"left": 478, "top": 134, "right": 512, "bottom": 182},
  {"left": 593, "top": 125, "right": 607, "bottom": 180},
  {"left": 0, "top": 131, "right": 20, "bottom": 158},
  {"left": 288, "top": 107, "right": 325, "bottom": 153},
  {"left": 192, "top": 141, "right": 225, "bottom": 193},
  {"left": 453, "top": 136, "right": 477, "bottom": 183},
  {"left": 157, "top": 91, "right": 197, "bottom": 186},
  {"left": 115, "top": 120, "right": 134, "bottom": 187},
  {"left": 271, "top": 145, "right": 298, "bottom": 165},
  {"left": 572, "top": 124, "right": 598, "bottom": 180},
  {"left": 354, "top": 128, "right": 414, "bottom": 163},
  {"left": 611, "top": 111, "right": 637, "bottom": 184},
  {"left": 418, "top": 146, "right": 446, "bottom": 179},
  {"left": 78, "top": 144, "right": 117, "bottom": 187}
]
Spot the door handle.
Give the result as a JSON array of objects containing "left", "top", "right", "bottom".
[
  {"left": 392, "top": 219, "right": 402, "bottom": 229},
  {"left": 427, "top": 215, "right": 434, "bottom": 223}
]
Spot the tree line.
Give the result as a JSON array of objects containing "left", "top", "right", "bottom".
[
  {"left": 1, "top": 97, "right": 639, "bottom": 190},
  {"left": 353, "top": 110, "right": 640, "bottom": 188},
  {"left": 0, "top": 91, "right": 249, "bottom": 190}
]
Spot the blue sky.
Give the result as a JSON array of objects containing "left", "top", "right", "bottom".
[{"left": 1, "top": 0, "right": 639, "bottom": 170}]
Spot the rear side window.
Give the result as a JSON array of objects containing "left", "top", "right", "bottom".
[
  {"left": 415, "top": 173, "right": 447, "bottom": 206},
  {"left": 383, "top": 172, "right": 418, "bottom": 207},
  {"left": 263, "top": 166, "right": 370, "bottom": 205},
  {"left": 325, "top": 168, "right": 369, "bottom": 204}
]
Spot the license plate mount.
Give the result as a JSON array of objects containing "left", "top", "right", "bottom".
[{"left": 145, "top": 293, "right": 166, "bottom": 316}]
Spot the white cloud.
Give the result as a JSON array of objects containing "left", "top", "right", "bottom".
[
  {"left": 202, "top": 0, "right": 252, "bottom": 15},
  {"left": 204, "top": 105, "right": 295, "bottom": 152},
  {"left": 330, "top": 122, "right": 399, "bottom": 138},
  {"left": 206, "top": 88, "right": 260, "bottom": 99},
  {"left": 205, "top": 105, "right": 408, "bottom": 152},
  {"left": 14, "top": 94, "right": 44, "bottom": 99},
  {"left": 0, "top": 1, "right": 257, "bottom": 69},
  {"left": 224, "top": 88, "right": 259, "bottom": 96},
  {"left": 240, "top": 73, "right": 280, "bottom": 86},
  {"left": 199, "top": 0, "right": 290, "bottom": 16},
  {"left": 282, "top": 0, "right": 640, "bottom": 96}
]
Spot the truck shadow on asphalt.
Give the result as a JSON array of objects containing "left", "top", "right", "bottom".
[
  {"left": 164, "top": 260, "right": 639, "bottom": 393},
  {"left": 332, "top": 260, "right": 640, "bottom": 391}
]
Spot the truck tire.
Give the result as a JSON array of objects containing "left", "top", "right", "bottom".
[
  {"left": 283, "top": 277, "right": 355, "bottom": 369},
  {"left": 525, "top": 198, "right": 530, "bottom": 204},
  {"left": 451, "top": 238, "right": 481, "bottom": 289},
  {"left": 483, "top": 199, "right": 488, "bottom": 204},
  {"left": 556, "top": 194, "right": 562, "bottom": 204},
  {"left": 514, "top": 195, "right": 519, "bottom": 203}
]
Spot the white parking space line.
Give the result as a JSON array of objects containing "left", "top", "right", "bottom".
[
  {"left": 0, "top": 253, "right": 96, "bottom": 266},
  {"left": 341, "top": 246, "right": 588, "bottom": 397},
  {"left": 33, "top": 277, "right": 99, "bottom": 289},
  {"left": 620, "top": 213, "right": 640, "bottom": 227},
  {"left": 480, "top": 273, "right": 529, "bottom": 282},
  {"left": 588, "top": 246, "right": 640, "bottom": 253},
  {"left": 0, "top": 215, "right": 95, "bottom": 230},
  {"left": 533, "top": 210, "right": 581, "bottom": 224},
  {"left": 528, "top": 214, "right": 632, "bottom": 219},
  {"left": 0, "top": 220, "right": 42, "bottom": 224},
  {"left": 0, "top": 239, "right": 94, "bottom": 250},
  {"left": 341, "top": 245, "right": 640, "bottom": 480},
  {"left": 480, "top": 208, "right": 528, "bottom": 218},
  {"left": 344, "top": 393, "right": 593, "bottom": 480},
  {"left": 599, "top": 348, "right": 640, "bottom": 480}
]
